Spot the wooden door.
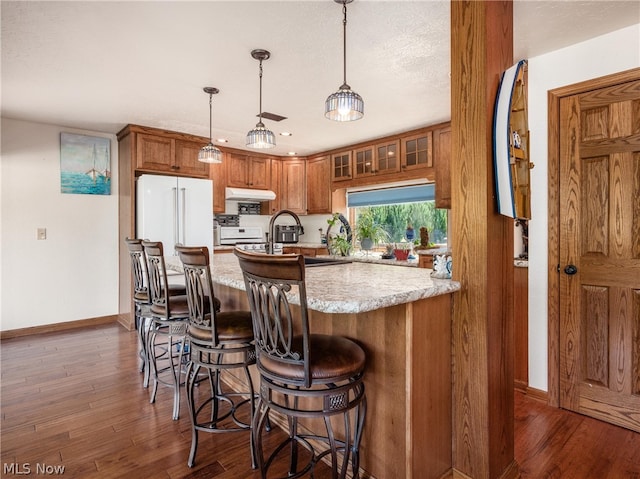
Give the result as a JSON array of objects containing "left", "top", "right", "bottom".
[{"left": 558, "top": 76, "right": 640, "bottom": 432}]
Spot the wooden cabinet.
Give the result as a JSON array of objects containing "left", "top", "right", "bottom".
[
  {"left": 353, "top": 146, "right": 374, "bottom": 178},
  {"left": 209, "top": 152, "right": 227, "bottom": 214},
  {"left": 375, "top": 139, "right": 401, "bottom": 175},
  {"left": 265, "top": 158, "right": 282, "bottom": 215},
  {"left": 434, "top": 126, "right": 451, "bottom": 209},
  {"left": 401, "top": 131, "right": 433, "bottom": 172},
  {"left": 353, "top": 140, "right": 400, "bottom": 179},
  {"left": 306, "top": 156, "right": 332, "bottom": 214},
  {"left": 227, "top": 153, "right": 271, "bottom": 189},
  {"left": 136, "top": 132, "right": 209, "bottom": 178},
  {"left": 281, "top": 159, "right": 306, "bottom": 214},
  {"left": 331, "top": 151, "right": 352, "bottom": 182}
]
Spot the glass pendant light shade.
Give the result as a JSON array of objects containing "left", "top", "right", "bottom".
[
  {"left": 246, "top": 121, "right": 276, "bottom": 149},
  {"left": 199, "top": 86, "right": 223, "bottom": 163},
  {"left": 198, "top": 142, "right": 223, "bottom": 163},
  {"left": 326, "top": 0, "right": 363, "bottom": 122},
  {"left": 325, "top": 84, "right": 364, "bottom": 121},
  {"left": 246, "top": 49, "right": 276, "bottom": 149}
]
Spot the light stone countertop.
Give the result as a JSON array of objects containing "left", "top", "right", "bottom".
[{"left": 166, "top": 253, "right": 460, "bottom": 314}]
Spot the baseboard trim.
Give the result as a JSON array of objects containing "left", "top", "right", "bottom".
[
  {"left": 0, "top": 315, "right": 120, "bottom": 340},
  {"left": 524, "top": 386, "right": 549, "bottom": 403}
]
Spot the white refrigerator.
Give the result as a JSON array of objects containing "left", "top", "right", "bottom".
[{"left": 136, "top": 174, "right": 213, "bottom": 256}]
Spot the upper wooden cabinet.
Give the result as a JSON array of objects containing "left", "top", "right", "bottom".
[
  {"left": 227, "top": 154, "right": 271, "bottom": 189},
  {"left": 434, "top": 126, "right": 451, "bottom": 209},
  {"left": 375, "top": 140, "right": 401, "bottom": 175},
  {"left": 281, "top": 159, "right": 306, "bottom": 214},
  {"left": 331, "top": 151, "right": 352, "bottom": 182},
  {"left": 135, "top": 131, "right": 209, "bottom": 178},
  {"left": 401, "top": 131, "right": 433, "bottom": 171},
  {"left": 306, "top": 155, "right": 332, "bottom": 214},
  {"left": 353, "top": 140, "right": 401, "bottom": 179}
]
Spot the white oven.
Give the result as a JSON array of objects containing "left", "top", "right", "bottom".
[{"left": 219, "top": 226, "right": 263, "bottom": 245}]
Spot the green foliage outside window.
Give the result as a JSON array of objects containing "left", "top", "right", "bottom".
[{"left": 354, "top": 202, "right": 447, "bottom": 244}]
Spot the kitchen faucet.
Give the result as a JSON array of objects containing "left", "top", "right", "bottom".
[{"left": 268, "top": 209, "right": 304, "bottom": 254}]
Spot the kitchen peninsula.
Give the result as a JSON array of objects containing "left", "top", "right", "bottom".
[{"left": 168, "top": 253, "right": 460, "bottom": 478}]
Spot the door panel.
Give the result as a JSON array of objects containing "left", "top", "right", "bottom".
[{"left": 559, "top": 78, "right": 640, "bottom": 432}]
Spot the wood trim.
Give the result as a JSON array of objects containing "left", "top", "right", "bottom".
[
  {"left": 451, "top": 1, "right": 515, "bottom": 478},
  {"left": 546, "top": 67, "right": 640, "bottom": 408},
  {"left": 0, "top": 315, "right": 120, "bottom": 340}
]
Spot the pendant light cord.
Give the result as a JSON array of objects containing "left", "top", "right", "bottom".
[
  {"left": 208, "top": 93, "right": 213, "bottom": 142},
  {"left": 258, "top": 59, "right": 264, "bottom": 125},
  {"left": 342, "top": 1, "right": 348, "bottom": 88}
]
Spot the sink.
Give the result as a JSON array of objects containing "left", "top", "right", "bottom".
[{"left": 303, "top": 256, "right": 351, "bottom": 267}]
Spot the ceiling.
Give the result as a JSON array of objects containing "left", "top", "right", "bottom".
[{"left": 2, "top": 1, "right": 638, "bottom": 157}]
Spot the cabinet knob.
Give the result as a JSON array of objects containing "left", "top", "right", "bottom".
[{"left": 563, "top": 264, "right": 578, "bottom": 275}]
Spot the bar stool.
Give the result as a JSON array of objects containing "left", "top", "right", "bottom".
[
  {"left": 176, "top": 246, "right": 257, "bottom": 468},
  {"left": 235, "top": 248, "right": 367, "bottom": 479},
  {"left": 125, "top": 238, "right": 186, "bottom": 388},
  {"left": 142, "top": 240, "right": 191, "bottom": 420}
]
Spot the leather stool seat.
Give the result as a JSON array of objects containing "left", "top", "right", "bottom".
[
  {"left": 188, "top": 310, "right": 254, "bottom": 344},
  {"left": 261, "top": 334, "right": 365, "bottom": 383}
]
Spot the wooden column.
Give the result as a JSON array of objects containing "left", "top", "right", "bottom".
[{"left": 450, "top": 1, "right": 518, "bottom": 478}]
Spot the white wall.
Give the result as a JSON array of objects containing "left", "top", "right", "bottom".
[
  {"left": 526, "top": 24, "right": 640, "bottom": 391},
  {"left": 1, "top": 118, "right": 119, "bottom": 331}
]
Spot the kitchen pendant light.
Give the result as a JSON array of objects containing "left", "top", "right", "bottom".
[
  {"left": 246, "top": 49, "right": 276, "bottom": 149},
  {"left": 325, "top": 0, "right": 364, "bottom": 122},
  {"left": 198, "top": 87, "right": 223, "bottom": 163}
]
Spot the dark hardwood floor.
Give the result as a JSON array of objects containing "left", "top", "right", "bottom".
[{"left": 1, "top": 324, "right": 639, "bottom": 478}]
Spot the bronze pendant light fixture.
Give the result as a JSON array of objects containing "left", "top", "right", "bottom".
[
  {"left": 246, "top": 49, "right": 276, "bottom": 149},
  {"left": 198, "top": 87, "right": 223, "bottom": 163},
  {"left": 325, "top": 0, "right": 364, "bottom": 121}
]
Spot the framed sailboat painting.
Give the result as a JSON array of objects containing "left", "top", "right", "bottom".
[{"left": 60, "top": 132, "right": 111, "bottom": 195}]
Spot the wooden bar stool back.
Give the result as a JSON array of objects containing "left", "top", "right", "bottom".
[{"left": 235, "top": 248, "right": 367, "bottom": 479}]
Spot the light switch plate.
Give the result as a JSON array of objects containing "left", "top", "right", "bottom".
[{"left": 37, "top": 228, "right": 46, "bottom": 240}]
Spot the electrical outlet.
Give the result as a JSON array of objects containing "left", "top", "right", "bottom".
[{"left": 37, "top": 228, "right": 47, "bottom": 240}]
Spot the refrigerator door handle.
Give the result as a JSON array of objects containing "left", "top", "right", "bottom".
[
  {"left": 172, "top": 187, "right": 178, "bottom": 253},
  {"left": 180, "top": 187, "right": 186, "bottom": 246}
]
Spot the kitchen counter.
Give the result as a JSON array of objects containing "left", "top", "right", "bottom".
[
  {"left": 166, "top": 253, "right": 459, "bottom": 314},
  {"left": 166, "top": 251, "right": 459, "bottom": 478}
]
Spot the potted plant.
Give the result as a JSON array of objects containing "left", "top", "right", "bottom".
[
  {"left": 326, "top": 213, "right": 353, "bottom": 256},
  {"left": 393, "top": 241, "right": 411, "bottom": 261},
  {"left": 354, "top": 210, "right": 389, "bottom": 251}
]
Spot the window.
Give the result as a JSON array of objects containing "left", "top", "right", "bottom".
[{"left": 347, "top": 184, "right": 448, "bottom": 246}]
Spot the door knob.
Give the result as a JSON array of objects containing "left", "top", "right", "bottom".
[{"left": 564, "top": 264, "right": 578, "bottom": 275}]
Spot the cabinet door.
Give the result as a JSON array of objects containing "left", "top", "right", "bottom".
[
  {"left": 174, "top": 140, "right": 210, "bottom": 178},
  {"left": 353, "top": 146, "right": 374, "bottom": 178},
  {"left": 247, "top": 157, "right": 270, "bottom": 189},
  {"left": 227, "top": 153, "right": 249, "bottom": 187},
  {"left": 401, "top": 131, "right": 433, "bottom": 171},
  {"left": 136, "top": 133, "right": 174, "bottom": 172},
  {"left": 331, "top": 151, "right": 352, "bottom": 182},
  {"left": 306, "top": 156, "right": 332, "bottom": 214},
  {"left": 281, "top": 159, "right": 306, "bottom": 214},
  {"left": 209, "top": 152, "right": 227, "bottom": 214},
  {"left": 375, "top": 140, "right": 401, "bottom": 175},
  {"left": 434, "top": 126, "right": 451, "bottom": 209},
  {"left": 266, "top": 158, "right": 282, "bottom": 215}
]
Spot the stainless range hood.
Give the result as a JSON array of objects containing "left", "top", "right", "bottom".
[{"left": 225, "top": 187, "right": 276, "bottom": 201}]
